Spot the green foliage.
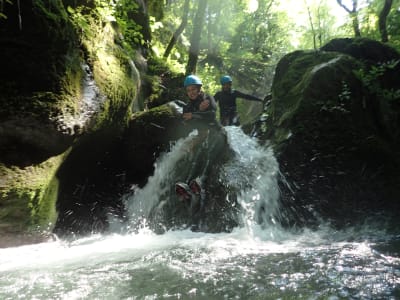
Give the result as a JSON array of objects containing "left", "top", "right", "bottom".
[
  {"left": 67, "top": 0, "right": 144, "bottom": 50},
  {"left": 0, "top": 0, "right": 12, "bottom": 19},
  {"left": 68, "top": 0, "right": 400, "bottom": 115},
  {"left": 354, "top": 59, "right": 400, "bottom": 103},
  {"left": 113, "top": 0, "right": 146, "bottom": 47},
  {"left": 67, "top": 5, "right": 97, "bottom": 42}
]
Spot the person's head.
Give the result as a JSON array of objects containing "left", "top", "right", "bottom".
[
  {"left": 184, "top": 75, "right": 202, "bottom": 100},
  {"left": 220, "top": 75, "right": 232, "bottom": 91}
]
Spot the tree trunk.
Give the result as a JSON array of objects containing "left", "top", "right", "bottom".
[
  {"left": 185, "top": 0, "right": 207, "bottom": 75},
  {"left": 379, "top": 0, "right": 393, "bottom": 43},
  {"left": 336, "top": 0, "right": 361, "bottom": 37},
  {"left": 304, "top": 0, "right": 317, "bottom": 50},
  {"left": 163, "top": 0, "right": 190, "bottom": 58}
]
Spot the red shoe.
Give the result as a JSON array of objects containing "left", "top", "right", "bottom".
[
  {"left": 175, "top": 182, "right": 192, "bottom": 201},
  {"left": 189, "top": 178, "right": 202, "bottom": 195}
]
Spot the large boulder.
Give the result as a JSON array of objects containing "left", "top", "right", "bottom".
[
  {"left": 0, "top": 0, "right": 82, "bottom": 243},
  {"left": 0, "top": 0, "right": 140, "bottom": 243},
  {"left": 257, "top": 38, "right": 400, "bottom": 227}
]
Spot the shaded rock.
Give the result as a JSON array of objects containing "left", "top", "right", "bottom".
[
  {"left": 0, "top": 117, "right": 74, "bottom": 167},
  {"left": 0, "top": 0, "right": 140, "bottom": 240},
  {"left": 257, "top": 40, "right": 400, "bottom": 228},
  {"left": 124, "top": 101, "right": 188, "bottom": 182},
  {"left": 321, "top": 37, "right": 400, "bottom": 64}
]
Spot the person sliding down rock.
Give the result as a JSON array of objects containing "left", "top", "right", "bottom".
[{"left": 174, "top": 75, "right": 226, "bottom": 227}]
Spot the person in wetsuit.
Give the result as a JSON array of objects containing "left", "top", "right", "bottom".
[
  {"left": 181, "top": 74, "right": 218, "bottom": 129},
  {"left": 214, "top": 75, "right": 263, "bottom": 126},
  {"left": 175, "top": 75, "right": 225, "bottom": 226}
]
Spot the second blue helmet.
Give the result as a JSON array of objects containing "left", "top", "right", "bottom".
[{"left": 220, "top": 75, "right": 232, "bottom": 85}]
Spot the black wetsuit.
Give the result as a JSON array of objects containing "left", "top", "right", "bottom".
[
  {"left": 214, "top": 89, "right": 262, "bottom": 126},
  {"left": 181, "top": 92, "right": 226, "bottom": 182},
  {"left": 183, "top": 92, "right": 218, "bottom": 130}
]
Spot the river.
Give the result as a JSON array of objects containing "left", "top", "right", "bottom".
[{"left": 1, "top": 127, "right": 399, "bottom": 299}]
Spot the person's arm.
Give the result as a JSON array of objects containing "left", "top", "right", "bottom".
[
  {"left": 191, "top": 94, "right": 216, "bottom": 122},
  {"left": 234, "top": 90, "right": 263, "bottom": 102}
]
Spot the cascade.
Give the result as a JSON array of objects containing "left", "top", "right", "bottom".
[
  {"left": 0, "top": 127, "right": 398, "bottom": 299},
  {"left": 110, "top": 126, "right": 282, "bottom": 235}
]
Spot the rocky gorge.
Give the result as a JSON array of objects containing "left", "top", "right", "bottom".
[{"left": 1, "top": 1, "right": 399, "bottom": 247}]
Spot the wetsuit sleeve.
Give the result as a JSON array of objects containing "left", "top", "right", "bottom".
[{"left": 234, "top": 90, "right": 263, "bottom": 102}]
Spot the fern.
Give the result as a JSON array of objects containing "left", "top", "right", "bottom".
[{"left": 354, "top": 60, "right": 400, "bottom": 103}]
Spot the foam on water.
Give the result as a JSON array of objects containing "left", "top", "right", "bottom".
[{"left": 1, "top": 127, "right": 398, "bottom": 299}]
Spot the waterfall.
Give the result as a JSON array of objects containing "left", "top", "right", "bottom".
[
  {"left": 119, "top": 133, "right": 199, "bottom": 232},
  {"left": 111, "top": 126, "right": 282, "bottom": 235},
  {"left": 2, "top": 129, "right": 398, "bottom": 299},
  {"left": 222, "top": 126, "right": 282, "bottom": 239}
]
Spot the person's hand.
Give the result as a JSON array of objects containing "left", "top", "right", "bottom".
[
  {"left": 183, "top": 112, "right": 192, "bottom": 120},
  {"left": 199, "top": 99, "right": 210, "bottom": 111}
]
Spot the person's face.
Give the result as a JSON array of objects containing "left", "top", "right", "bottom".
[
  {"left": 186, "top": 85, "right": 201, "bottom": 100},
  {"left": 222, "top": 82, "right": 232, "bottom": 91}
]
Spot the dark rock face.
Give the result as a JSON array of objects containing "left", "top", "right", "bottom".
[
  {"left": 0, "top": 1, "right": 80, "bottom": 167},
  {"left": 257, "top": 38, "right": 400, "bottom": 228},
  {"left": 0, "top": 0, "right": 140, "bottom": 239},
  {"left": 0, "top": 114, "right": 77, "bottom": 167},
  {"left": 321, "top": 37, "right": 400, "bottom": 64},
  {"left": 0, "top": 0, "right": 78, "bottom": 93}
]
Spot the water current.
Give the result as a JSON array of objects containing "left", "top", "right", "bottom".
[{"left": 1, "top": 127, "right": 399, "bottom": 299}]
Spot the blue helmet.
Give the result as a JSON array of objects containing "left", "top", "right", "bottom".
[
  {"left": 220, "top": 75, "right": 232, "bottom": 85},
  {"left": 184, "top": 75, "right": 202, "bottom": 87}
]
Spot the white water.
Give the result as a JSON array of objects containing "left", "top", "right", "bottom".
[{"left": 1, "top": 127, "right": 399, "bottom": 299}]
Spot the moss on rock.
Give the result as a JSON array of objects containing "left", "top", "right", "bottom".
[
  {"left": 0, "top": 153, "right": 66, "bottom": 235},
  {"left": 0, "top": 0, "right": 141, "bottom": 241},
  {"left": 257, "top": 40, "right": 400, "bottom": 227}
]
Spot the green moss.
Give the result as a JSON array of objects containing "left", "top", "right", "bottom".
[
  {"left": 75, "top": 15, "right": 138, "bottom": 133},
  {"left": 0, "top": 153, "right": 66, "bottom": 233},
  {"left": 266, "top": 50, "right": 362, "bottom": 149},
  {"left": 132, "top": 104, "right": 174, "bottom": 122}
]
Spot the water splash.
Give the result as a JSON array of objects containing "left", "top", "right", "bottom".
[
  {"left": 1, "top": 128, "right": 399, "bottom": 299},
  {"left": 222, "top": 126, "right": 282, "bottom": 239},
  {"left": 112, "top": 133, "right": 199, "bottom": 232},
  {"left": 115, "top": 125, "right": 283, "bottom": 238}
]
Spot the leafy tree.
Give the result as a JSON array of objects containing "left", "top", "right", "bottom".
[
  {"left": 301, "top": 0, "right": 342, "bottom": 50},
  {"left": 224, "top": 0, "right": 293, "bottom": 93}
]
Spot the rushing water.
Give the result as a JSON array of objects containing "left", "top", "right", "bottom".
[{"left": 1, "top": 127, "right": 399, "bottom": 299}]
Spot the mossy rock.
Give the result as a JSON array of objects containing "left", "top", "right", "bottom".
[
  {"left": 0, "top": 154, "right": 65, "bottom": 236},
  {"left": 0, "top": 0, "right": 142, "bottom": 241},
  {"left": 258, "top": 47, "right": 400, "bottom": 227}
]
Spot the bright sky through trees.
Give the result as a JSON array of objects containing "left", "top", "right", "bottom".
[
  {"left": 245, "top": 0, "right": 350, "bottom": 47},
  {"left": 246, "top": 0, "right": 349, "bottom": 26}
]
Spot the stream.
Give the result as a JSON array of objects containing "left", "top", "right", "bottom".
[{"left": 1, "top": 127, "right": 399, "bottom": 299}]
